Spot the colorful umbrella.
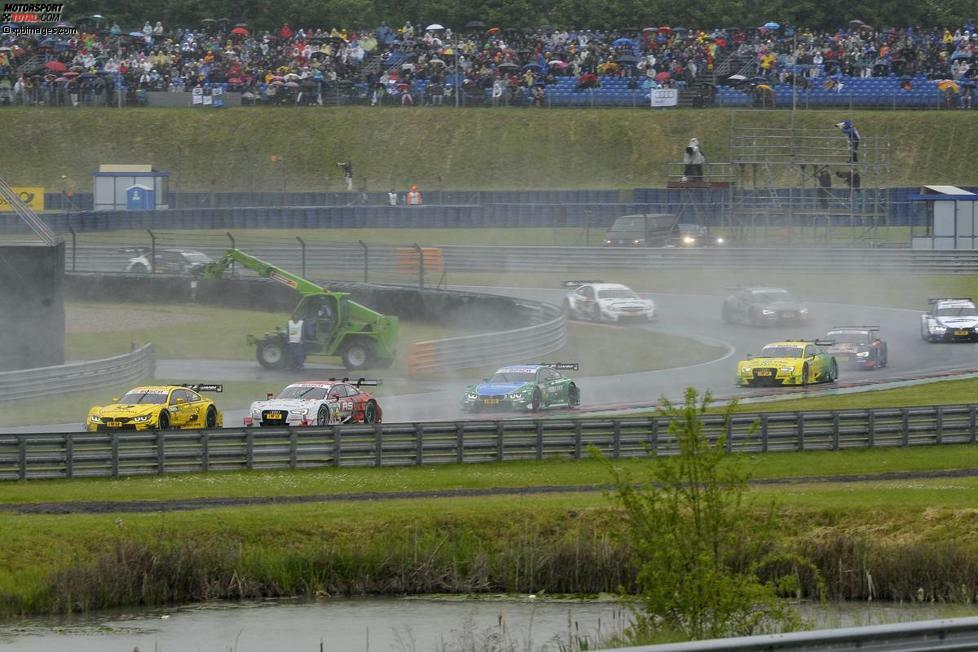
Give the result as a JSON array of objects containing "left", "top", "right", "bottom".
[
  {"left": 231, "top": 27, "right": 249, "bottom": 36},
  {"left": 45, "top": 60, "right": 67, "bottom": 72},
  {"left": 426, "top": 23, "right": 444, "bottom": 31},
  {"left": 654, "top": 71, "right": 671, "bottom": 81},
  {"left": 937, "top": 79, "right": 960, "bottom": 92}
]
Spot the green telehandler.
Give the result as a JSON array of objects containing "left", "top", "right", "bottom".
[{"left": 202, "top": 249, "right": 398, "bottom": 370}]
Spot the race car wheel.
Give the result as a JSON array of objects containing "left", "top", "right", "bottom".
[
  {"left": 721, "top": 303, "right": 732, "bottom": 324},
  {"left": 567, "top": 383, "right": 580, "bottom": 407},
  {"left": 748, "top": 308, "right": 761, "bottom": 326},
  {"left": 591, "top": 303, "right": 602, "bottom": 322},
  {"left": 341, "top": 340, "right": 374, "bottom": 370},
  {"left": 562, "top": 299, "right": 574, "bottom": 318},
  {"left": 801, "top": 363, "right": 810, "bottom": 386},
  {"left": 130, "top": 263, "right": 149, "bottom": 274},
  {"left": 157, "top": 410, "right": 170, "bottom": 430},
  {"left": 205, "top": 405, "right": 218, "bottom": 428},
  {"left": 317, "top": 405, "right": 331, "bottom": 426},
  {"left": 530, "top": 389, "right": 542, "bottom": 412},
  {"left": 256, "top": 338, "right": 287, "bottom": 370},
  {"left": 879, "top": 345, "right": 888, "bottom": 368},
  {"left": 828, "top": 360, "right": 838, "bottom": 382},
  {"left": 363, "top": 400, "right": 379, "bottom": 424}
]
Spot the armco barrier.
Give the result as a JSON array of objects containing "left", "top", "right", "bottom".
[
  {"left": 66, "top": 243, "right": 978, "bottom": 276},
  {"left": 1, "top": 403, "right": 973, "bottom": 480},
  {"left": 408, "top": 301, "right": 566, "bottom": 375},
  {"left": 0, "top": 343, "right": 154, "bottom": 405}
]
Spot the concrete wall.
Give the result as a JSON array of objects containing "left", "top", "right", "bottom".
[{"left": 0, "top": 243, "right": 65, "bottom": 371}]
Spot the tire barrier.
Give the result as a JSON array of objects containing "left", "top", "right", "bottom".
[
  {"left": 0, "top": 343, "right": 154, "bottom": 405},
  {"left": 1, "top": 402, "right": 972, "bottom": 480}
]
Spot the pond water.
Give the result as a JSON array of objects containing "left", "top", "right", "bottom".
[
  {"left": 0, "top": 595, "right": 629, "bottom": 652},
  {"left": 1, "top": 596, "right": 976, "bottom": 652}
]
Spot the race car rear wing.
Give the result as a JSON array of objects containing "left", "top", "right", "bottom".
[
  {"left": 830, "top": 325, "right": 880, "bottom": 332},
  {"left": 327, "top": 377, "right": 382, "bottom": 387},
  {"left": 534, "top": 363, "right": 580, "bottom": 371},
  {"left": 181, "top": 383, "right": 224, "bottom": 392},
  {"left": 561, "top": 280, "right": 604, "bottom": 288},
  {"left": 783, "top": 339, "right": 835, "bottom": 347},
  {"left": 929, "top": 297, "right": 974, "bottom": 304}
]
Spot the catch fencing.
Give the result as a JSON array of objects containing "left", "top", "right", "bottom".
[
  {"left": 0, "top": 344, "right": 155, "bottom": 405},
  {"left": 408, "top": 302, "right": 565, "bottom": 374},
  {"left": 64, "top": 240, "right": 978, "bottom": 278},
  {"left": 1, "top": 403, "right": 973, "bottom": 481}
]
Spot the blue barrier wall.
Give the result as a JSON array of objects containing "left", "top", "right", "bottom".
[{"left": 19, "top": 186, "right": 974, "bottom": 234}]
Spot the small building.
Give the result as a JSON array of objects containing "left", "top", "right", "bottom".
[
  {"left": 93, "top": 164, "right": 169, "bottom": 211},
  {"left": 910, "top": 185, "right": 978, "bottom": 249}
]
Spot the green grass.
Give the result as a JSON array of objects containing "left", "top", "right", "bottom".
[
  {"left": 65, "top": 301, "right": 474, "bottom": 364},
  {"left": 3, "top": 108, "right": 977, "bottom": 192},
  {"left": 5, "top": 444, "right": 978, "bottom": 506},
  {"left": 733, "top": 376, "right": 978, "bottom": 414}
]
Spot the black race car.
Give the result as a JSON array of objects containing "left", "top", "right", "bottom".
[
  {"left": 824, "top": 326, "right": 888, "bottom": 369},
  {"left": 721, "top": 286, "right": 810, "bottom": 326}
]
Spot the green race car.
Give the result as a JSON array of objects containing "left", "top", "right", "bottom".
[{"left": 461, "top": 364, "right": 581, "bottom": 412}]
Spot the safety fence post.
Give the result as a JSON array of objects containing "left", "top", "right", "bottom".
[
  {"left": 455, "top": 423, "right": 465, "bottom": 464},
  {"left": 289, "top": 429, "right": 298, "bottom": 470},
  {"left": 415, "top": 423, "right": 425, "bottom": 464},
  {"left": 157, "top": 430, "right": 165, "bottom": 474},
  {"left": 359, "top": 239, "right": 368, "bottom": 282},
  {"left": 901, "top": 408, "right": 910, "bottom": 446},
  {"left": 832, "top": 412, "right": 840, "bottom": 450},
  {"left": 201, "top": 432, "right": 210, "bottom": 472},
  {"left": 17, "top": 436, "right": 26, "bottom": 480},
  {"left": 69, "top": 227, "right": 77, "bottom": 272},
  {"left": 413, "top": 243, "right": 424, "bottom": 289},
  {"left": 147, "top": 229, "right": 156, "bottom": 273},
  {"left": 297, "top": 236, "right": 306, "bottom": 277},
  {"left": 64, "top": 434, "right": 73, "bottom": 479},
  {"left": 111, "top": 433, "right": 119, "bottom": 477},
  {"left": 334, "top": 426, "right": 343, "bottom": 467},
  {"left": 760, "top": 414, "right": 769, "bottom": 452},
  {"left": 496, "top": 421, "right": 505, "bottom": 461}
]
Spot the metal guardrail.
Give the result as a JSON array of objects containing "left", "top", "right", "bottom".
[
  {"left": 606, "top": 617, "right": 978, "bottom": 652},
  {"left": 63, "top": 243, "right": 978, "bottom": 276},
  {"left": 1, "top": 403, "right": 974, "bottom": 481},
  {"left": 409, "top": 302, "right": 566, "bottom": 374},
  {"left": 0, "top": 344, "right": 155, "bottom": 405}
]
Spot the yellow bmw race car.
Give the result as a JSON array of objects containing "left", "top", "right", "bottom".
[
  {"left": 87, "top": 384, "right": 224, "bottom": 432},
  {"left": 736, "top": 340, "right": 838, "bottom": 387}
]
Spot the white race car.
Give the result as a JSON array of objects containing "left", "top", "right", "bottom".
[
  {"left": 920, "top": 297, "right": 978, "bottom": 342},
  {"left": 244, "top": 380, "right": 382, "bottom": 427},
  {"left": 562, "top": 281, "right": 656, "bottom": 323}
]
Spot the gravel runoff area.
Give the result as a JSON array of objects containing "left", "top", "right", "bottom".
[{"left": 5, "top": 468, "right": 978, "bottom": 515}]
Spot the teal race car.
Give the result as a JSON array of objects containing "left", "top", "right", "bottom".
[{"left": 461, "top": 364, "right": 581, "bottom": 413}]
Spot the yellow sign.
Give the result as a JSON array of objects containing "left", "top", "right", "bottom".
[{"left": 0, "top": 187, "right": 45, "bottom": 212}]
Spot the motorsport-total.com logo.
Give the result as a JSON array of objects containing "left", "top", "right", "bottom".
[{"left": 0, "top": 3, "right": 78, "bottom": 35}]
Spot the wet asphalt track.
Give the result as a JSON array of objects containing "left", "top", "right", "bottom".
[{"left": 12, "top": 287, "right": 978, "bottom": 433}]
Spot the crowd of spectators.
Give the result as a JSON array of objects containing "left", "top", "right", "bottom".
[{"left": 0, "top": 18, "right": 975, "bottom": 107}]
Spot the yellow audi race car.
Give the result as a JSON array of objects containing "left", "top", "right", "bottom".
[
  {"left": 87, "top": 384, "right": 224, "bottom": 432},
  {"left": 737, "top": 340, "right": 838, "bottom": 387}
]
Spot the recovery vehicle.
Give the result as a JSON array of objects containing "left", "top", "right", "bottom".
[{"left": 202, "top": 249, "right": 398, "bottom": 370}]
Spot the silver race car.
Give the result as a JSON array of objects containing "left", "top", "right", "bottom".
[
  {"left": 562, "top": 280, "right": 656, "bottom": 323},
  {"left": 921, "top": 297, "right": 978, "bottom": 342}
]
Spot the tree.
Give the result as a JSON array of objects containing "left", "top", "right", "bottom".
[{"left": 603, "top": 387, "right": 806, "bottom": 641}]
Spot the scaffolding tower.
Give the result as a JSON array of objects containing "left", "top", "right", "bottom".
[{"left": 727, "top": 112, "right": 890, "bottom": 246}]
